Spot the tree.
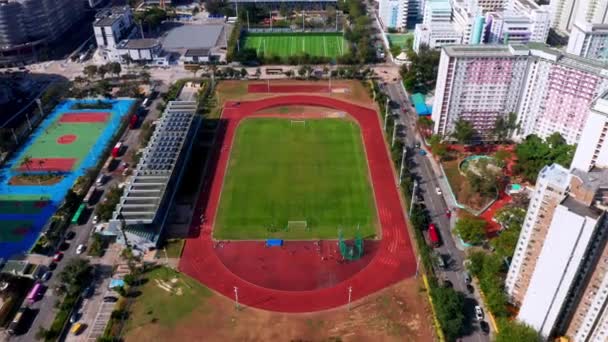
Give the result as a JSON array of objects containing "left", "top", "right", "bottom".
[
  {"left": 21, "top": 155, "right": 32, "bottom": 171},
  {"left": 417, "top": 116, "right": 434, "bottom": 136},
  {"left": 298, "top": 65, "right": 308, "bottom": 77},
  {"left": 83, "top": 65, "right": 98, "bottom": 79},
  {"left": 451, "top": 119, "right": 476, "bottom": 145},
  {"left": 515, "top": 133, "right": 575, "bottom": 182},
  {"left": 240, "top": 68, "right": 248, "bottom": 78},
  {"left": 433, "top": 286, "right": 466, "bottom": 341},
  {"left": 279, "top": 2, "right": 289, "bottom": 17},
  {"left": 400, "top": 45, "right": 441, "bottom": 93},
  {"left": 428, "top": 134, "right": 448, "bottom": 160},
  {"left": 493, "top": 112, "right": 519, "bottom": 142},
  {"left": 97, "top": 64, "right": 109, "bottom": 79},
  {"left": 326, "top": 5, "right": 336, "bottom": 25},
  {"left": 495, "top": 320, "right": 541, "bottom": 342},
  {"left": 59, "top": 258, "right": 92, "bottom": 295},
  {"left": 109, "top": 62, "right": 122, "bottom": 77},
  {"left": 141, "top": 70, "right": 151, "bottom": 83},
  {"left": 454, "top": 217, "right": 486, "bottom": 245}
]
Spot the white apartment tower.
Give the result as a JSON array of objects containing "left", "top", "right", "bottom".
[
  {"left": 567, "top": 22, "right": 608, "bottom": 62},
  {"left": 550, "top": 0, "right": 608, "bottom": 35},
  {"left": 379, "top": 0, "right": 409, "bottom": 30},
  {"left": 432, "top": 44, "right": 608, "bottom": 144},
  {"left": 506, "top": 164, "right": 608, "bottom": 339},
  {"left": 571, "top": 91, "right": 608, "bottom": 172}
]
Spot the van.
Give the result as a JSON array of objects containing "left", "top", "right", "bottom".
[{"left": 95, "top": 175, "right": 106, "bottom": 186}]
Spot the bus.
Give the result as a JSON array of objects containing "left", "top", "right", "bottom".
[
  {"left": 428, "top": 223, "right": 441, "bottom": 248},
  {"left": 26, "top": 283, "right": 43, "bottom": 304},
  {"left": 8, "top": 307, "right": 27, "bottom": 335},
  {"left": 83, "top": 186, "right": 97, "bottom": 204},
  {"left": 71, "top": 204, "right": 86, "bottom": 225}
]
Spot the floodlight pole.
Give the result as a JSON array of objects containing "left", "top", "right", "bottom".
[
  {"left": 384, "top": 98, "right": 389, "bottom": 131},
  {"left": 399, "top": 146, "right": 406, "bottom": 184},
  {"left": 267, "top": 79, "right": 270, "bottom": 93},
  {"left": 233, "top": 286, "right": 239, "bottom": 309},
  {"left": 348, "top": 286, "right": 353, "bottom": 310},
  {"left": 270, "top": 10, "right": 272, "bottom": 31},
  {"left": 415, "top": 256, "right": 421, "bottom": 278},
  {"left": 409, "top": 180, "right": 418, "bottom": 217}
]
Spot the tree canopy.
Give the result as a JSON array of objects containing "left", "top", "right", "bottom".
[
  {"left": 451, "top": 119, "right": 477, "bottom": 145},
  {"left": 432, "top": 286, "right": 466, "bottom": 341},
  {"left": 495, "top": 320, "right": 541, "bottom": 342},
  {"left": 428, "top": 135, "right": 448, "bottom": 160},
  {"left": 515, "top": 133, "right": 575, "bottom": 182},
  {"left": 400, "top": 45, "right": 441, "bottom": 94},
  {"left": 455, "top": 217, "right": 487, "bottom": 245},
  {"left": 493, "top": 112, "right": 519, "bottom": 142},
  {"left": 59, "top": 258, "right": 92, "bottom": 295},
  {"left": 467, "top": 251, "right": 509, "bottom": 317}
]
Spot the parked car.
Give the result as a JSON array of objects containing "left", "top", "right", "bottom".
[
  {"left": 103, "top": 296, "right": 118, "bottom": 303},
  {"left": 464, "top": 272, "right": 471, "bottom": 284},
  {"left": 480, "top": 321, "right": 490, "bottom": 334},
  {"left": 475, "top": 305, "right": 484, "bottom": 321},
  {"left": 92, "top": 215, "right": 99, "bottom": 224},
  {"left": 83, "top": 286, "right": 94, "bottom": 298},
  {"left": 52, "top": 252, "right": 63, "bottom": 262},
  {"left": 70, "top": 312, "right": 80, "bottom": 324},
  {"left": 435, "top": 187, "right": 442, "bottom": 195},
  {"left": 65, "top": 231, "right": 76, "bottom": 240},
  {"left": 41, "top": 271, "right": 52, "bottom": 282},
  {"left": 76, "top": 244, "right": 86, "bottom": 255}
]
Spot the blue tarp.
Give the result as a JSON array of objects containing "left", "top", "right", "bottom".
[
  {"left": 266, "top": 239, "right": 283, "bottom": 247},
  {"left": 109, "top": 279, "right": 125, "bottom": 289}
]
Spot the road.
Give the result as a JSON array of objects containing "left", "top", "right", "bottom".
[{"left": 384, "top": 81, "right": 491, "bottom": 341}]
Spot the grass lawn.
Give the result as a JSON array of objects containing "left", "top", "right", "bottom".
[
  {"left": 243, "top": 32, "right": 348, "bottom": 58},
  {"left": 214, "top": 118, "right": 377, "bottom": 240},
  {"left": 125, "top": 267, "right": 213, "bottom": 332},
  {"left": 387, "top": 33, "right": 413, "bottom": 49},
  {"left": 159, "top": 239, "right": 185, "bottom": 258}
]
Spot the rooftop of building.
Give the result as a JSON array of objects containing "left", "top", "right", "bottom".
[
  {"left": 571, "top": 167, "right": 608, "bottom": 193},
  {"left": 573, "top": 21, "right": 608, "bottom": 32},
  {"left": 94, "top": 6, "right": 130, "bottom": 27},
  {"left": 184, "top": 48, "right": 210, "bottom": 57},
  {"left": 117, "top": 38, "right": 160, "bottom": 50},
  {"left": 162, "top": 24, "right": 223, "bottom": 50},
  {"left": 443, "top": 43, "right": 608, "bottom": 75},
  {"left": 561, "top": 196, "right": 603, "bottom": 219},
  {"left": 427, "top": 0, "right": 452, "bottom": 11},
  {"left": 539, "top": 163, "right": 571, "bottom": 186}
]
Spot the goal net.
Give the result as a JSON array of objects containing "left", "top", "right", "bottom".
[
  {"left": 290, "top": 120, "right": 306, "bottom": 127},
  {"left": 287, "top": 220, "right": 308, "bottom": 232}
]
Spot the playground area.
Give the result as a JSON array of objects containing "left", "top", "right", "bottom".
[
  {"left": 243, "top": 32, "right": 349, "bottom": 58},
  {"left": 0, "top": 98, "right": 134, "bottom": 259},
  {"left": 180, "top": 84, "right": 416, "bottom": 313}
]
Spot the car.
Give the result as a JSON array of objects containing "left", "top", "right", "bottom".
[
  {"left": 418, "top": 150, "right": 427, "bottom": 156},
  {"left": 70, "top": 312, "right": 80, "bottom": 324},
  {"left": 480, "top": 321, "right": 490, "bottom": 334},
  {"left": 83, "top": 286, "right": 94, "bottom": 298},
  {"left": 443, "top": 280, "right": 453, "bottom": 288},
  {"left": 92, "top": 215, "right": 99, "bottom": 224},
  {"left": 467, "top": 284, "right": 475, "bottom": 294},
  {"left": 65, "top": 231, "right": 76, "bottom": 240},
  {"left": 76, "top": 244, "right": 86, "bottom": 255},
  {"left": 41, "top": 271, "right": 53, "bottom": 282},
  {"left": 52, "top": 252, "right": 63, "bottom": 262},
  {"left": 475, "top": 305, "right": 484, "bottom": 321},
  {"left": 464, "top": 272, "right": 472, "bottom": 284},
  {"left": 435, "top": 187, "right": 442, "bottom": 195},
  {"left": 48, "top": 262, "right": 57, "bottom": 270},
  {"left": 103, "top": 296, "right": 118, "bottom": 303}
]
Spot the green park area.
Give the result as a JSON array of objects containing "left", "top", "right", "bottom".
[{"left": 214, "top": 118, "right": 377, "bottom": 240}]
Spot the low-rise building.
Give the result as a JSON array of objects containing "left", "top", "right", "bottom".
[
  {"left": 94, "top": 6, "right": 138, "bottom": 62},
  {"left": 116, "top": 38, "right": 167, "bottom": 65}
]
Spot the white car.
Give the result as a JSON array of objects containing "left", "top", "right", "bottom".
[
  {"left": 92, "top": 215, "right": 99, "bottom": 224},
  {"left": 76, "top": 244, "right": 86, "bottom": 255},
  {"left": 475, "top": 305, "right": 484, "bottom": 321},
  {"left": 435, "top": 187, "right": 442, "bottom": 195}
]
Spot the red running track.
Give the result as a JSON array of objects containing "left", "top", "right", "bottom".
[
  {"left": 179, "top": 95, "right": 416, "bottom": 312},
  {"left": 248, "top": 84, "right": 331, "bottom": 93}
]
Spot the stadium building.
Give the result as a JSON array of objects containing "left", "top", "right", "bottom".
[
  {"left": 0, "top": 0, "right": 86, "bottom": 66},
  {"left": 106, "top": 101, "right": 200, "bottom": 251}
]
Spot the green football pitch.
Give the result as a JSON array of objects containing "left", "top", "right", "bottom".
[
  {"left": 214, "top": 118, "right": 377, "bottom": 240},
  {"left": 243, "top": 33, "right": 349, "bottom": 58}
]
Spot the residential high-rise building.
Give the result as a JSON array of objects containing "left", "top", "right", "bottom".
[
  {"left": 506, "top": 164, "right": 608, "bottom": 339},
  {"left": 432, "top": 44, "right": 608, "bottom": 143},
  {"left": 0, "top": 0, "right": 85, "bottom": 66},
  {"left": 379, "top": 0, "right": 409, "bottom": 30},
  {"left": 571, "top": 91, "right": 608, "bottom": 172},
  {"left": 567, "top": 22, "right": 608, "bottom": 62},
  {"left": 574, "top": 0, "right": 608, "bottom": 27},
  {"left": 549, "top": 0, "right": 608, "bottom": 36}
]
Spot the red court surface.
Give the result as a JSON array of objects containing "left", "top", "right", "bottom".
[
  {"left": 248, "top": 84, "right": 331, "bottom": 93},
  {"left": 17, "top": 158, "right": 77, "bottom": 172},
  {"left": 56, "top": 134, "right": 77, "bottom": 144},
  {"left": 180, "top": 95, "right": 417, "bottom": 313},
  {"left": 58, "top": 112, "right": 109, "bottom": 123}
]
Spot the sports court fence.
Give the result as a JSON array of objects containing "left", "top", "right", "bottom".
[{"left": 245, "top": 28, "right": 342, "bottom": 34}]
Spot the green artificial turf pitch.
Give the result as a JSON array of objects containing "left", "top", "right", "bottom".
[
  {"left": 15, "top": 120, "right": 106, "bottom": 169},
  {"left": 243, "top": 32, "right": 349, "bottom": 58},
  {"left": 214, "top": 118, "right": 377, "bottom": 240}
]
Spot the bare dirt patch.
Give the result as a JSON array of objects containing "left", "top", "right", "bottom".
[
  {"left": 9, "top": 174, "right": 64, "bottom": 185},
  {"left": 125, "top": 276, "right": 433, "bottom": 342}
]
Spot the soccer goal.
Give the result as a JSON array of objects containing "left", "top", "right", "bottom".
[
  {"left": 290, "top": 120, "right": 306, "bottom": 127},
  {"left": 287, "top": 220, "right": 309, "bottom": 232}
]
